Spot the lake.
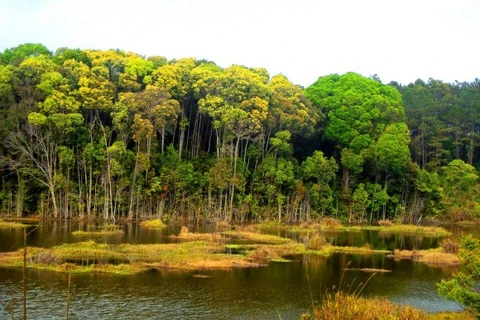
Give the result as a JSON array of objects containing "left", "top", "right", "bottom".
[{"left": 0, "top": 222, "right": 464, "bottom": 319}]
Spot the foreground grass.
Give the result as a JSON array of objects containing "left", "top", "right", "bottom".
[{"left": 308, "top": 291, "right": 474, "bottom": 320}]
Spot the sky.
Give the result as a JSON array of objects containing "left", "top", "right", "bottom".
[{"left": 0, "top": 0, "right": 479, "bottom": 87}]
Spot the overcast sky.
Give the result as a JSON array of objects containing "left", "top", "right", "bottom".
[{"left": 1, "top": 0, "right": 479, "bottom": 87}]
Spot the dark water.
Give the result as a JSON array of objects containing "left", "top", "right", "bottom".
[{"left": 0, "top": 222, "right": 465, "bottom": 319}]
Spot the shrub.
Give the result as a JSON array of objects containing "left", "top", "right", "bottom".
[
  {"left": 306, "top": 234, "right": 328, "bottom": 250},
  {"left": 441, "top": 238, "right": 460, "bottom": 254},
  {"left": 320, "top": 218, "right": 340, "bottom": 228}
]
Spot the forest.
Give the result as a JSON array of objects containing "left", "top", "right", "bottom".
[{"left": 0, "top": 43, "right": 479, "bottom": 223}]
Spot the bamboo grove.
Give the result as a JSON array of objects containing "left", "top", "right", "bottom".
[{"left": 0, "top": 43, "right": 479, "bottom": 222}]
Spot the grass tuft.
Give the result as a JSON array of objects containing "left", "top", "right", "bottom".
[{"left": 139, "top": 219, "right": 166, "bottom": 229}]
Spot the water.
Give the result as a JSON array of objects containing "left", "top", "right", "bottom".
[{"left": 0, "top": 222, "right": 465, "bottom": 319}]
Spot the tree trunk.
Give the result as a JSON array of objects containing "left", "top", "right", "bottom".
[{"left": 16, "top": 174, "right": 24, "bottom": 218}]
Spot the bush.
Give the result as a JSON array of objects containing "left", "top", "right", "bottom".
[
  {"left": 306, "top": 234, "right": 327, "bottom": 250},
  {"left": 441, "top": 238, "right": 459, "bottom": 254},
  {"left": 378, "top": 219, "right": 393, "bottom": 226},
  {"left": 320, "top": 218, "right": 340, "bottom": 228}
]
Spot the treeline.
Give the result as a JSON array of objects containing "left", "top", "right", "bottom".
[{"left": 0, "top": 43, "right": 478, "bottom": 222}]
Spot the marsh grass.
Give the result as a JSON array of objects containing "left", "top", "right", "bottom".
[
  {"left": 222, "top": 230, "right": 291, "bottom": 244},
  {"left": 0, "top": 220, "right": 29, "bottom": 228},
  {"left": 72, "top": 230, "right": 124, "bottom": 236},
  {"left": 139, "top": 219, "right": 166, "bottom": 229},
  {"left": 364, "top": 224, "right": 452, "bottom": 236},
  {"left": 389, "top": 248, "right": 462, "bottom": 266},
  {"left": 343, "top": 267, "right": 392, "bottom": 273},
  {"left": 307, "top": 244, "right": 390, "bottom": 256},
  {"left": 170, "top": 226, "right": 222, "bottom": 242},
  {"left": 0, "top": 239, "right": 306, "bottom": 274}
]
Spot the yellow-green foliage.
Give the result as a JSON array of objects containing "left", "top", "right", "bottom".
[
  {"left": 72, "top": 230, "right": 124, "bottom": 236},
  {"left": 0, "top": 238, "right": 305, "bottom": 274},
  {"left": 390, "top": 248, "right": 462, "bottom": 266},
  {"left": 307, "top": 244, "right": 390, "bottom": 256},
  {"left": 0, "top": 220, "right": 28, "bottom": 228},
  {"left": 222, "top": 230, "right": 291, "bottom": 244},
  {"left": 139, "top": 219, "right": 166, "bottom": 229},
  {"left": 363, "top": 224, "right": 451, "bottom": 236}
]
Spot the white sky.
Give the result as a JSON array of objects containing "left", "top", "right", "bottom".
[{"left": 0, "top": 0, "right": 479, "bottom": 87}]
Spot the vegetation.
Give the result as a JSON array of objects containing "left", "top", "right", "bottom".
[
  {"left": 72, "top": 229, "right": 124, "bottom": 236},
  {"left": 0, "top": 220, "right": 28, "bottom": 228},
  {"left": 438, "top": 235, "right": 480, "bottom": 317},
  {"left": 308, "top": 291, "right": 475, "bottom": 320},
  {"left": 170, "top": 226, "right": 222, "bottom": 241},
  {"left": 0, "top": 43, "right": 479, "bottom": 224},
  {"left": 139, "top": 219, "right": 166, "bottom": 229},
  {"left": 390, "top": 248, "right": 462, "bottom": 266}
]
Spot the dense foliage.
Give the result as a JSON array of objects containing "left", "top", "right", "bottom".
[
  {"left": 438, "top": 235, "right": 480, "bottom": 317},
  {"left": 0, "top": 43, "right": 479, "bottom": 222}
]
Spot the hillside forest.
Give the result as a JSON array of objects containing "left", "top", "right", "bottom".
[{"left": 0, "top": 43, "right": 479, "bottom": 223}]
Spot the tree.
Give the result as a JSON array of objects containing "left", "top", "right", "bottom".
[{"left": 305, "top": 72, "right": 405, "bottom": 194}]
